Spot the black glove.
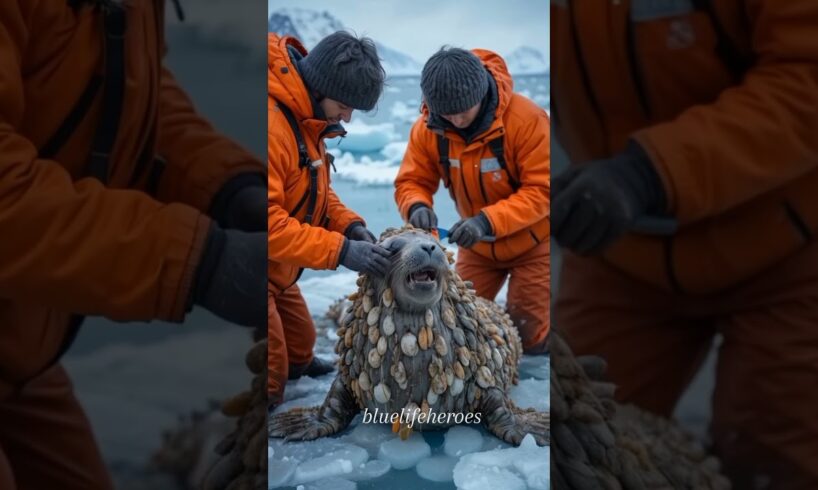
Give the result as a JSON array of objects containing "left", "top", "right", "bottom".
[
  {"left": 339, "top": 239, "right": 392, "bottom": 277},
  {"left": 449, "top": 213, "right": 492, "bottom": 248},
  {"left": 191, "top": 225, "right": 267, "bottom": 327},
  {"left": 551, "top": 141, "right": 666, "bottom": 255},
  {"left": 209, "top": 174, "right": 266, "bottom": 232},
  {"left": 345, "top": 222, "right": 376, "bottom": 243},
  {"left": 408, "top": 203, "right": 438, "bottom": 230}
]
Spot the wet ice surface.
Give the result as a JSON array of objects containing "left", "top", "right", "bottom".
[{"left": 269, "top": 312, "right": 550, "bottom": 489}]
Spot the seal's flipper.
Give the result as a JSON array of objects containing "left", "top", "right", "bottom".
[
  {"left": 268, "top": 376, "right": 359, "bottom": 441},
  {"left": 481, "top": 387, "right": 550, "bottom": 446}
]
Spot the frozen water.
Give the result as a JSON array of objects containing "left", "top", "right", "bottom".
[
  {"left": 416, "top": 455, "right": 459, "bottom": 482},
  {"left": 443, "top": 426, "right": 484, "bottom": 457},
  {"left": 453, "top": 434, "right": 549, "bottom": 490},
  {"left": 291, "top": 445, "right": 369, "bottom": 485},
  {"left": 268, "top": 456, "right": 297, "bottom": 488},
  {"left": 342, "top": 419, "right": 396, "bottom": 457},
  {"left": 334, "top": 120, "right": 397, "bottom": 153},
  {"left": 377, "top": 433, "right": 431, "bottom": 470},
  {"left": 510, "top": 378, "right": 550, "bottom": 412},
  {"left": 346, "top": 460, "right": 392, "bottom": 481},
  {"left": 303, "top": 478, "right": 357, "bottom": 490}
]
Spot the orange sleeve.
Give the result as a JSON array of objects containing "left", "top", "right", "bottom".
[
  {"left": 155, "top": 67, "right": 265, "bottom": 211},
  {"left": 267, "top": 108, "right": 345, "bottom": 270},
  {"left": 394, "top": 118, "right": 441, "bottom": 220},
  {"left": 326, "top": 185, "right": 365, "bottom": 235},
  {"left": 633, "top": 2, "right": 818, "bottom": 224},
  {"left": 481, "top": 104, "right": 551, "bottom": 238},
  {"left": 0, "top": 4, "right": 208, "bottom": 322}
]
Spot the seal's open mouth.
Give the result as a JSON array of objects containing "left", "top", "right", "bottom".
[{"left": 407, "top": 268, "right": 438, "bottom": 287}]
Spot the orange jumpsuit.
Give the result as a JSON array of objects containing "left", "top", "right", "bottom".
[
  {"left": 552, "top": 0, "right": 818, "bottom": 487},
  {"left": 0, "top": 1, "right": 263, "bottom": 487},
  {"left": 267, "top": 34, "right": 366, "bottom": 399},
  {"left": 395, "top": 49, "right": 551, "bottom": 353}
]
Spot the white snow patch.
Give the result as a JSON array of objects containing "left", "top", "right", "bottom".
[{"left": 296, "top": 271, "right": 358, "bottom": 314}]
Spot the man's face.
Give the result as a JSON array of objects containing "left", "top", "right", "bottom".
[
  {"left": 440, "top": 102, "right": 481, "bottom": 129},
  {"left": 320, "top": 97, "right": 354, "bottom": 124}
]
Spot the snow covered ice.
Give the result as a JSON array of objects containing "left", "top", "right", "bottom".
[
  {"left": 444, "top": 426, "right": 484, "bottom": 457},
  {"left": 453, "top": 435, "right": 550, "bottom": 490}
]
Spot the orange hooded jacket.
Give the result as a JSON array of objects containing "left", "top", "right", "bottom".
[
  {"left": 552, "top": 0, "right": 818, "bottom": 293},
  {"left": 0, "top": 1, "right": 263, "bottom": 389},
  {"left": 395, "top": 50, "right": 551, "bottom": 262},
  {"left": 267, "top": 34, "right": 365, "bottom": 295}
]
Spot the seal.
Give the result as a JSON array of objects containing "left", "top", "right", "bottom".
[{"left": 269, "top": 226, "right": 550, "bottom": 446}]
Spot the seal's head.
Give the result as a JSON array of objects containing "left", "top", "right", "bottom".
[{"left": 380, "top": 229, "right": 449, "bottom": 312}]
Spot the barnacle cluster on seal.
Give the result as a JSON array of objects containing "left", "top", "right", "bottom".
[{"left": 269, "top": 226, "right": 550, "bottom": 446}]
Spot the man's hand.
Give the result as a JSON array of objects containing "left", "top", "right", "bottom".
[
  {"left": 345, "top": 222, "right": 377, "bottom": 243},
  {"left": 449, "top": 213, "right": 492, "bottom": 248},
  {"left": 211, "top": 179, "right": 266, "bottom": 232},
  {"left": 408, "top": 204, "right": 438, "bottom": 230},
  {"left": 192, "top": 226, "right": 266, "bottom": 327},
  {"left": 551, "top": 142, "right": 666, "bottom": 255},
  {"left": 339, "top": 239, "right": 392, "bottom": 277}
]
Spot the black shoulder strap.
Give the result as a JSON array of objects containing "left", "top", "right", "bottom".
[
  {"left": 85, "top": 2, "right": 127, "bottom": 184},
  {"left": 487, "top": 135, "right": 520, "bottom": 190},
  {"left": 41, "top": 2, "right": 126, "bottom": 186},
  {"left": 277, "top": 101, "right": 311, "bottom": 169},
  {"left": 692, "top": 0, "right": 752, "bottom": 82},
  {"left": 436, "top": 133, "right": 451, "bottom": 188},
  {"left": 39, "top": 77, "right": 103, "bottom": 159},
  {"left": 277, "top": 101, "right": 319, "bottom": 224}
]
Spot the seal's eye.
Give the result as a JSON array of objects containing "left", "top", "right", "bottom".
[{"left": 383, "top": 237, "right": 407, "bottom": 253}]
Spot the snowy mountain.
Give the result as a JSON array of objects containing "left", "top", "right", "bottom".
[
  {"left": 269, "top": 7, "right": 423, "bottom": 77},
  {"left": 504, "top": 46, "right": 549, "bottom": 76}
]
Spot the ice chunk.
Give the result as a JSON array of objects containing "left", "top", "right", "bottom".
[
  {"left": 343, "top": 421, "right": 396, "bottom": 457},
  {"left": 377, "top": 433, "right": 431, "bottom": 470},
  {"left": 329, "top": 152, "right": 399, "bottom": 187},
  {"left": 510, "top": 377, "right": 549, "bottom": 412},
  {"left": 291, "top": 445, "right": 369, "bottom": 484},
  {"left": 268, "top": 453, "right": 297, "bottom": 488},
  {"left": 335, "top": 121, "right": 397, "bottom": 153},
  {"left": 346, "top": 460, "right": 391, "bottom": 481},
  {"left": 303, "top": 477, "right": 357, "bottom": 490},
  {"left": 453, "top": 434, "right": 549, "bottom": 490},
  {"left": 416, "top": 455, "right": 458, "bottom": 482},
  {"left": 381, "top": 141, "right": 408, "bottom": 163},
  {"left": 390, "top": 100, "right": 420, "bottom": 122},
  {"left": 443, "top": 426, "right": 484, "bottom": 457}
]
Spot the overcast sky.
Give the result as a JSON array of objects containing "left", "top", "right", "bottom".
[{"left": 268, "top": 0, "right": 549, "bottom": 62}]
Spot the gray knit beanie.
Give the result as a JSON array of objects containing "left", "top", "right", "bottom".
[
  {"left": 297, "top": 31, "right": 385, "bottom": 111},
  {"left": 421, "top": 47, "right": 489, "bottom": 115}
]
